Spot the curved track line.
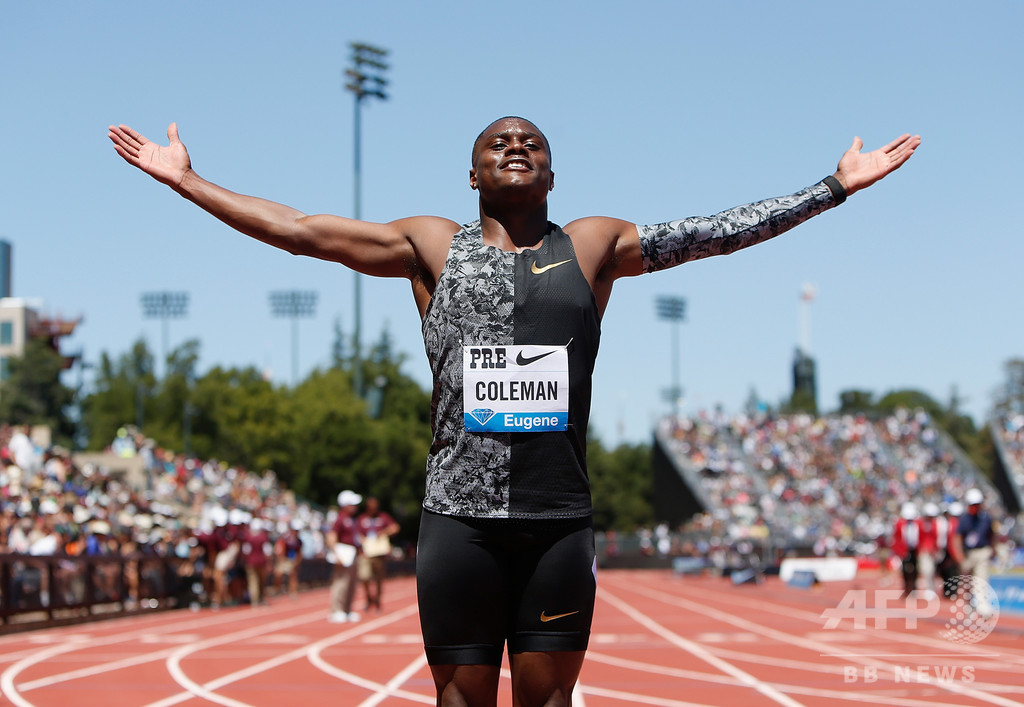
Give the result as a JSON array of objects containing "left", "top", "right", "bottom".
[
  {"left": 354, "top": 653, "right": 430, "bottom": 706},
  {"left": 0, "top": 639, "right": 90, "bottom": 707},
  {"left": 598, "top": 586, "right": 806, "bottom": 707},
  {"left": 305, "top": 604, "right": 431, "bottom": 705},
  {"left": 149, "top": 602, "right": 419, "bottom": 707},
  {"left": 1, "top": 604, "right": 318, "bottom": 697}
]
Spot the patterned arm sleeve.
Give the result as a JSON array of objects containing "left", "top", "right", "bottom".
[{"left": 637, "top": 180, "right": 841, "bottom": 274}]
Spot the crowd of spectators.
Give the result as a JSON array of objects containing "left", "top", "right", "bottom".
[
  {"left": 0, "top": 422, "right": 342, "bottom": 611},
  {"left": 659, "top": 408, "right": 1019, "bottom": 567}
]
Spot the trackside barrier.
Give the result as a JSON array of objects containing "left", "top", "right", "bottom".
[
  {"left": 779, "top": 556, "right": 859, "bottom": 584},
  {"left": 0, "top": 553, "right": 333, "bottom": 633},
  {"left": 989, "top": 574, "right": 1024, "bottom": 614}
]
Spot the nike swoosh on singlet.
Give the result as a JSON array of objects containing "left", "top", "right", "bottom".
[
  {"left": 540, "top": 610, "right": 580, "bottom": 622},
  {"left": 530, "top": 258, "right": 572, "bottom": 275},
  {"left": 516, "top": 350, "right": 556, "bottom": 366}
]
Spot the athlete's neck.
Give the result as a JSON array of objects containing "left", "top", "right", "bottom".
[{"left": 478, "top": 203, "right": 549, "bottom": 253}]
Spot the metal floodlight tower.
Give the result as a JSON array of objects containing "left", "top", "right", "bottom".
[
  {"left": 140, "top": 291, "right": 190, "bottom": 378},
  {"left": 656, "top": 295, "right": 687, "bottom": 419},
  {"left": 799, "top": 282, "right": 817, "bottom": 355},
  {"left": 269, "top": 290, "right": 318, "bottom": 385},
  {"left": 345, "top": 41, "right": 389, "bottom": 397}
]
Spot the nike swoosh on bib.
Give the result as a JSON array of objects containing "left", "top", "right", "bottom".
[
  {"left": 531, "top": 258, "right": 572, "bottom": 275},
  {"left": 516, "top": 350, "right": 556, "bottom": 366}
]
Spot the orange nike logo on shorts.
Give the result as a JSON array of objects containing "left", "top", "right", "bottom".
[{"left": 540, "top": 610, "right": 579, "bottom": 622}]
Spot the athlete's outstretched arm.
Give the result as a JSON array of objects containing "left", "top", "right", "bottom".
[
  {"left": 108, "top": 123, "right": 454, "bottom": 279},
  {"left": 591, "top": 132, "right": 921, "bottom": 278}
]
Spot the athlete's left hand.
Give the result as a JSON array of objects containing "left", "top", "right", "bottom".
[{"left": 834, "top": 133, "right": 921, "bottom": 197}]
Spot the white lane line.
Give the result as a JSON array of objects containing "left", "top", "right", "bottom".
[
  {"left": 148, "top": 602, "right": 421, "bottom": 707},
  {"left": 585, "top": 650, "right": 977, "bottom": 707},
  {"left": 355, "top": 653, "right": 432, "bottom": 707},
  {"left": 306, "top": 605, "right": 433, "bottom": 706},
  {"left": 572, "top": 680, "right": 587, "bottom": 707},
  {"left": 679, "top": 580, "right": 1024, "bottom": 665},
  {"left": 2, "top": 602, "right": 326, "bottom": 695},
  {"left": 603, "top": 578, "right": 1024, "bottom": 707},
  {"left": 598, "top": 587, "right": 806, "bottom": 707},
  {"left": 4, "top": 605, "right": 332, "bottom": 701}
]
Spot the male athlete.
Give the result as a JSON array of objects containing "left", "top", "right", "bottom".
[{"left": 109, "top": 117, "right": 918, "bottom": 706}]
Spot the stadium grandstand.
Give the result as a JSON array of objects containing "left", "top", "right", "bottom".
[{"left": 651, "top": 408, "right": 1022, "bottom": 575}]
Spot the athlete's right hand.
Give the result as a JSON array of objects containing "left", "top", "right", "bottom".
[{"left": 108, "top": 122, "right": 191, "bottom": 189}]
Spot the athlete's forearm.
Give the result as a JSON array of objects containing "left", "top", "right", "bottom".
[
  {"left": 636, "top": 178, "right": 845, "bottom": 273},
  {"left": 174, "top": 169, "right": 315, "bottom": 255}
]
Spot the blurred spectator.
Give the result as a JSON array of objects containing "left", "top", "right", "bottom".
[
  {"left": 242, "top": 517, "right": 271, "bottom": 607},
  {"left": 357, "top": 497, "right": 399, "bottom": 613},
  {"left": 955, "top": 488, "right": 995, "bottom": 616}
]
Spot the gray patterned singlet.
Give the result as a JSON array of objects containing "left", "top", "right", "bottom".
[{"left": 422, "top": 221, "right": 600, "bottom": 520}]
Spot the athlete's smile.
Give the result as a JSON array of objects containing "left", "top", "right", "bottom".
[{"left": 500, "top": 157, "right": 532, "bottom": 171}]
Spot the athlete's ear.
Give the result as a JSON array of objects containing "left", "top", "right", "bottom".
[
  {"left": 469, "top": 167, "right": 478, "bottom": 190},
  {"left": 549, "top": 170, "right": 555, "bottom": 192}
]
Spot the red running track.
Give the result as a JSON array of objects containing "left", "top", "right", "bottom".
[{"left": 1, "top": 569, "right": 1022, "bottom": 706}]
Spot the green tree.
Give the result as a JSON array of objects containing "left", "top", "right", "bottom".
[
  {"left": 588, "top": 436, "right": 653, "bottom": 531},
  {"left": 837, "top": 389, "right": 875, "bottom": 414},
  {"left": 188, "top": 365, "right": 291, "bottom": 475},
  {"left": 144, "top": 339, "right": 201, "bottom": 453},
  {"left": 0, "top": 337, "right": 76, "bottom": 444},
  {"left": 80, "top": 339, "right": 157, "bottom": 449}
]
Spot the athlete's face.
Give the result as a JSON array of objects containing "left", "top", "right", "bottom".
[{"left": 469, "top": 118, "right": 554, "bottom": 201}]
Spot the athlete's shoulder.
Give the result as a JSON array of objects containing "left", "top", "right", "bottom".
[
  {"left": 563, "top": 215, "right": 635, "bottom": 236},
  {"left": 390, "top": 214, "right": 463, "bottom": 238},
  {"left": 562, "top": 216, "right": 642, "bottom": 283}
]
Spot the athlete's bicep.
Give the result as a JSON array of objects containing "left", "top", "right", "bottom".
[{"left": 296, "top": 214, "right": 455, "bottom": 280}]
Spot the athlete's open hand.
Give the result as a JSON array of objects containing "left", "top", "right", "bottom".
[
  {"left": 834, "top": 133, "right": 921, "bottom": 197},
  {"left": 108, "top": 123, "right": 191, "bottom": 189}
]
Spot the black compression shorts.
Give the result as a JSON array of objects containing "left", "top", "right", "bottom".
[{"left": 416, "top": 510, "right": 597, "bottom": 666}]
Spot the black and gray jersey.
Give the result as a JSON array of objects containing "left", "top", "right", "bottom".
[{"left": 421, "top": 221, "right": 600, "bottom": 520}]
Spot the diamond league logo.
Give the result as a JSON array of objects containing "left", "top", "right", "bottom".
[
  {"left": 469, "top": 408, "right": 497, "bottom": 426},
  {"left": 941, "top": 575, "right": 999, "bottom": 645}
]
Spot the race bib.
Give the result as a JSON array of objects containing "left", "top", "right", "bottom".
[{"left": 463, "top": 344, "right": 569, "bottom": 432}]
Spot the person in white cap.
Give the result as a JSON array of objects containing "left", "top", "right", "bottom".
[
  {"left": 892, "top": 501, "right": 920, "bottom": 596},
  {"left": 917, "top": 503, "right": 941, "bottom": 599},
  {"left": 954, "top": 489, "right": 996, "bottom": 616},
  {"left": 328, "top": 490, "right": 363, "bottom": 623}
]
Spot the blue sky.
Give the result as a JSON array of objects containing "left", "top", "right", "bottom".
[{"left": 2, "top": 1, "right": 1021, "bottom": 445}]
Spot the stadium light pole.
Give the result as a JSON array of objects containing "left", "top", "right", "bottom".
[
  {"left": 656, "top": 295, "right": 687, "bottom": 420},
  {"left": 799, "top": 282, "right": 817, "bottom": 355},
  {"left": 269, "top": 290, "right": 318, "bottom": 386},
  {"left": 140, "top": 291, "right": 189, "bottom": 379},
  {"left": 345, "top": 41, "right": 389, "bottom": 398}
]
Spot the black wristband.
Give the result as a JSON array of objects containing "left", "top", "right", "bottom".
[{"left": 822, "top": 175, "right": 847, "bottom": 206}]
